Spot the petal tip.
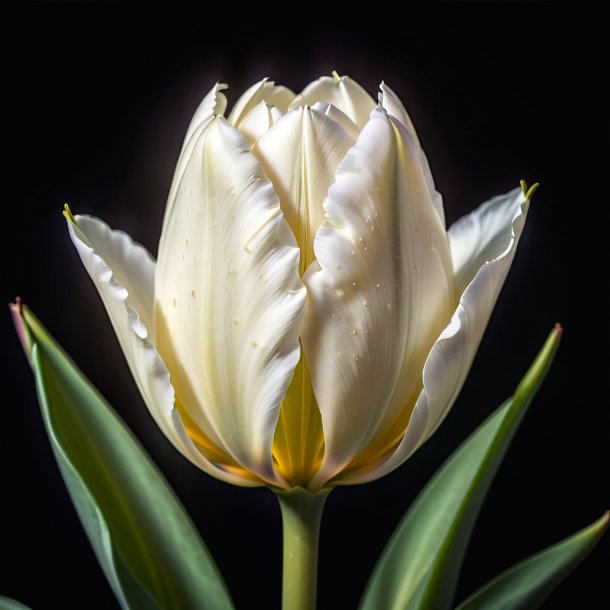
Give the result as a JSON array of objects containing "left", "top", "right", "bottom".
[
  {"left": 63, "top": 203, "right": 77, "bottom": 225},
  {"left": 520, "top": 179, "right": 540, "bottom": 201}
]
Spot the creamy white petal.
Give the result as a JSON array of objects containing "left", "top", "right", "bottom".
[
  {"left": 253, "top": 105, "right": 356, "bottom": 273},
  {"left": 66, "top": 214, "right": 255, "bottom": 487},
  {"left": 346, "top": 187, "right": 530, "bottom": 484},
  {"left": 237, "top": 101, "right": 284, "bottom": 146},
  {"left": 160, "top": 83, "right": 228, "bottom": 242},
  {"left": 228, "top": 78, "right": 296, "bottom": 127},
  {"left": 379, "top": 82, "right": 444, "bottom": 226},
  {"left": 154, "top": 116, "right": 306, "bottom": 485},
  {"left": 311, "top": 102, "right": 360, "bottom": 140},
  {"left": 290, "top": 73, "right": 376, "bottom": 130},
  {"left": 304, "top": 107, "right": 454, "bottom": 490},
  {"left": 448, "top": 188, "right": 529, "bottom": 295}
]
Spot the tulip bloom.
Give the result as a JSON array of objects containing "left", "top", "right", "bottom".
[{"left": 67, "top": 73, "right": 533, "bottom": 493}]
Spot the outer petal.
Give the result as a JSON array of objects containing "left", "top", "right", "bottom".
[
  {"left": 304, "top": 107, "right": 454, "bottom": 490},
  {"left": 227, "top": 78, "right": 296, "bottom": 127},
  {"left": 290, "top": 73, "right": 376, "bottom": 130},
  {"left": 253, "top": 105, "right": 356, "bottom": 273},
  {"left": 379, "top": 82, "right": 445, "bottom": 226},
  {"left": 160, "top": 82, "right": 228, "bottom": 241},
  {"left": 346, "top": 187, "right": 530, "bottom": 484},
  {"left": 66, "top": 214, "right": 255, "bottom": 487},
  {"left": 154, "top": 116, "right": 306, "bottom": 486}
]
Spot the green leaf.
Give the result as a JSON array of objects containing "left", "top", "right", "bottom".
[
  {"left": 14, "top": 304, "right": 234, "bottom": 610},
  {"left": 0, "top": 597, "right": 32, "bottom": 610},
  {"left": 359, "top": 326, "right": 563, "bottom": 610},
  {"left": 455, "top": 511, "right": 609, "bottom": 610}
]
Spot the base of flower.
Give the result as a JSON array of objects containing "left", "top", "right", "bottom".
[{"left": 276, "top": 487, "right": 331, "bottom": 610}]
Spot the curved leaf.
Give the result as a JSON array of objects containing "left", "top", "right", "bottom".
[
  {"left": 455, "top": 511, "right": 609, "bottom": 610},
  {"left": 0, "top": 597, "right": 32, "bottom": 610},
  {"left": 359, "top": 325, "right": 562, "bottom": 610},
  {"left": 13, "top": 304, "right": 234, "bottom": 610}
]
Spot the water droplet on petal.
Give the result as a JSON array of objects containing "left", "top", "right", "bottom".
[{"left": 352, "top": 329, "right": 357, "bottom": 336}]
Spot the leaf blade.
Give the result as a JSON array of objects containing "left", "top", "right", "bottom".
[
  {"left": 360, "top": 326, "right": 562, "bottom": 610},
  {"left": 18, "top": 305, "right": 234, "bottom": 610},
  {"left": 0, "top": 597, "right": 32, "bottom": 610},
  {"left": 455, "top": 511, "right": 609, "bottom": 610}
]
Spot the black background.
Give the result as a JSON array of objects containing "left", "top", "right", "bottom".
[{"left": 1, "top": 2, "right": 608, "bottom": 609}]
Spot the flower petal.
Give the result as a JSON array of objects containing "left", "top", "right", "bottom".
[
  {"left": 253, "top": 105, "right": 356, "bottom": 273},
  {"left": 237, "top": 101, "right": 284, "bottom": 146},
  {"left": 154, "top": 116, "right": 306, "bottom": 486},
  {"left": 303, "top": 107, "right": 454, "bottom": 490},
  {"left": 448, "top": 187, "right": 529, "bottom": 295},
  {"left": 227, "top": 78, "right": 296, "bottom": 127},
  {"left": 379, "top": 82, "right": 445, "bottom": 226},
  {"left": 311, "top": 102, "right": 360, "bottom": 140},
  {"left": 346, "top": 187, "right": 530, "bottom": 484},
  {"left": 160, "top": 82, "right": 228, "bottom": 241},
  {"left": 66, "top": 214, "right": 255, "bottom": 487},
  {"left": 290, "top": 73, "right": 376, "bottom": 130}
]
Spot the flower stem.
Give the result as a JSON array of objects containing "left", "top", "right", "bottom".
[{"left": 276, "top": 487, "right": 330, "bottom": 610}]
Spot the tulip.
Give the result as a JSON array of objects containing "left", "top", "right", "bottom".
[{"left": 66, "top": 72, "right": 535, "bottom": 609}]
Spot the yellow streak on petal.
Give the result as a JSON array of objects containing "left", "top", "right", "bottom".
[
  {"left": 332, "top": 380, "right": 423, "bottom": 483},
  {"left": 174, "top": 395, "right": 260, "bottom": 482},
  {"left": 272, "top": 345, "right": 324, "bottom": 486},
  {"left": 155, "top": 302, "right": 260, "bottom": 483}
]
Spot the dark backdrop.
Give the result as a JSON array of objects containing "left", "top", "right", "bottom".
[{"left": 2, "top": 2, "right": 608, "bottom": 609}]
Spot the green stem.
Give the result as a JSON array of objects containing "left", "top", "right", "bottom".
[{"left": 276, "top": 487, "right": 331, "bottom": 610}]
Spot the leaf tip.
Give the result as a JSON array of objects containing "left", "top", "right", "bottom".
[{"left": 9, "top": 297, "right": 32, "bottom": 360}]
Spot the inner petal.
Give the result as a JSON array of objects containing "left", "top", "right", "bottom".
[
  {"left": 253, "top": 105, "right": 356, "bottom": 274},
  {"left": 290, "top": 72, "right": 376, "bottom": 130}
]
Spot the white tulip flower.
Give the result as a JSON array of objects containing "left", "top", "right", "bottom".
[{"left": 66, "top": 73, "right": 535, "bottom": 494}]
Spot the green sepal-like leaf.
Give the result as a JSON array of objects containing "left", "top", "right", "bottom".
[
  {"left": 14, "top": 304, "right": 234, "bottom": 610},
  {"left": 0, "top": 597, "right": 32, "bottom": 610},
  {"left": 359, "top": 326, "right": 562, "bottom": 610},
  {"left": 455, "top": 511, "right": 609, "bottom": 610}
]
